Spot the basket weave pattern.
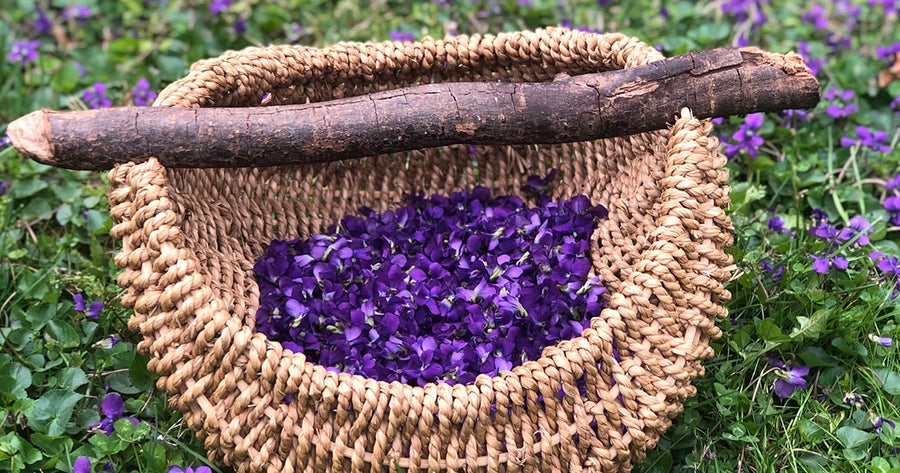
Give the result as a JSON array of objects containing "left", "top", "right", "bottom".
[{"left": 106, "top": 28, "right": 733, "bottom": 473}]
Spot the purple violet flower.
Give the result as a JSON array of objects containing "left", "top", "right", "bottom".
[
  {"left": 811, "top": 254, "right": 849, "bottom": 273},
  {"left": 871, "top": 251, "right": 900, "bottom": 299},
  {"left": 875, "top": 417, "right": 896, "bottom": 433},
  {"left": 870, "top": 251, "right": 900, "bottom": 274},
  {"left": 721, "top": 0, "right": 768, "bottom": 26},
  {"left": 73, "top": 457, "right": 91, "bottom": 473},
  {"left": 767, "top": 215, "right": 786, "bottom": 233},
  {"left": 209, "top": 0, "right": 232, "bottom": 15},
  {"left": 877, "top": 42, "right": 900, "bottom": 61},
  {"left": 837, "top": 215, "right": 873, "bottom": 246},
  {"left": 82, "top": 82, "right": 112, "bottom": 109},
  {"left": 885, "top": 196, "right": 900, "bottom": 226},
  {"left": 823, "top": 86, "right": 857, "bottom": 118},
  {"left": 801, "top": 5, "right": 828, "bottom": 29},
  {"left": 869, "top": 333, "right": 893, "bottom": 347},
  {"left": 73, "top": 293, "right": 103, "bottom": 319},
  {"left": 825, "top": 33, "right": 852, "bottom": 53},
  {"left": 34, "top": 9, "right": 52, "bottom": 35},
  {"left": 722, "top": 113, "right": 765, "bottom": 159},
  {"left": 892, "top": 96, "right": 900, "bottom": 114},
  {"left": 836, "top": 0, "right": 862, "bottom": 19},
  {"left": 131, "top": 78, "right": 157, "bottom": 106},
  {"left": 886, "top": 174, "right": 900, "bottom": 191},
  {"left": 62, "top": 5, "right": 91, "bottom": 20},
  {"left": 780, "top": 109, "right": 811, "bottom": 127},
  {"left": 168, "top": 467, "right": 213, "bottom": 473},
  {"left": 7, "top": 40, "right": 41, "bottom": 65},
  {"left": 73, "top": 61, "right": 88, "bottom": 79},
  {"left": 73, "top": 293, "right": 86, "bottom": 311},
  {"left": 809, "top": 208, "right": 839, "bottom": 239},
  {"left": 797, "top": 41, "right": 826, "bottom": 76},
  {"left": 869, "top": 0, "right": 900, "bottom": 15},
  {"left": 92, "top": 335, "right": 121, "bottom": 349},
  {"left": 840, "top": 126, "right": 892, "bottom": 153},
  {"left": 233, "top": 17, "right": 246, "bottom": 34},
  {"left": 843, "top": 392, "right": 864, "bottom": 408},
  {"left": 88, "top": 393, "right": 139, "bottom": 435},
  {"left": 760, "top": 260, "right": 784, "bottom": 282},
  {"left": 770, "top": 359, "right": 810, "bottom": 398},
  {"left": 287, "top": 23, "right": 305, "bottom": 42},
  {"left": 0, "top": 181, "right": 7, "bottom": 196},
  {"left": 389, "top": 31, "right": 415, "bottom": 42}
]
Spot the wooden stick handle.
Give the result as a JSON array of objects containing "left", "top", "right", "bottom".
[{"left": 7, "top": 47, "right": 819, "bottom": 170}]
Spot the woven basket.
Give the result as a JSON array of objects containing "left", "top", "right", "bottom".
[{"left": 106, "top": 28, "right": 733, "bottom": 473}]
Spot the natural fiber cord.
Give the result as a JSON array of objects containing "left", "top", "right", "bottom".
[{"left": 106, "top": 28, "right": 734, "bottom": 473}]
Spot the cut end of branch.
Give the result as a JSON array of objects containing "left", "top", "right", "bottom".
[{"left": 8, "top": 110, "right": 54, "bottom": 165}]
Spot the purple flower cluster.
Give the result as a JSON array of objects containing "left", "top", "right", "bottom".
[
  {"left": 722, "top": 113, "right": 764, "bottom": 159},
  {"left": 835, "top": 0, "right": 862, "bottom": 19},
  {"left": 824, "top": 86, "right": 857, "bottom": 118},
  {"left": 891, "top": 96, "right": 900, "bottom": 114},
  {"left": 869, "top": 0, "right": 900, "bottom": 15},
  {"left": 254, "top": 181, "right": 608, "bottom": 386},
  {"left": 82, "top": 82, "right": 112, "bottom": 108},
  {"left": 131, "top": 78, "right": 157, "bottom": 106},
  {"left": 802, "top": 5, "right": 829, "bottom": 29},
  {"left": 7, "top": 40, "right": 41, "bottom": 65},
  {"left": 840, "top": 125, "right": 892, "bottom": 153},
  {"left": 808, "top": 211, "right": 872, "bottom": 274}
]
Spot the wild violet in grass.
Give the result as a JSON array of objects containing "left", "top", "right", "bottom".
[{"left": 254, "top": 174, "right": 608, "bottom": 386}]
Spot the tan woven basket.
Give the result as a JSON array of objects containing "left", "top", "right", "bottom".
[{"left": 106, "top": 28, "right": 734, "bottom": 473}]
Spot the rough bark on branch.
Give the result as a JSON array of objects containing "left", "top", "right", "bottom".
[{"left": 8, "top": 47, "right": 819, "bottom": 170}]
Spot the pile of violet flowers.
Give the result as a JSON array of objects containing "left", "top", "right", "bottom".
[{"left": 254, "top": 175, "right": 608, "bottom": 386}]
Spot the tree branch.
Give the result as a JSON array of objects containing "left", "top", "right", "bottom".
[{"left": 7, "top": 47, "right": 819, "bottom": 170}]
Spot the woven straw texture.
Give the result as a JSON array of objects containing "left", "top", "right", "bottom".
[{"left": 106, "top": 28, "right": 733, "bottom": 473}]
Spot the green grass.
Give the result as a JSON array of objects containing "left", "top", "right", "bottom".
[{"left": 1, "top": 0, "right": 900, "bottom": 472}]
